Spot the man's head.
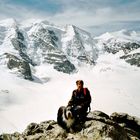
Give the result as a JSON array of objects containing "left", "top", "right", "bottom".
[{"left": 76, "top": 80, "right": 84, "bottom": 91}]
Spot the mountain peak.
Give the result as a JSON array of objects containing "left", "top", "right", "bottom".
[
  {"left": 115, "top": 29, "right": 131, "bottom": 35},
  {"left": 96, "top": 29, "right": 140, "bottom": 43},
  {"left": 95, "top": 32, "right": 114, "bottom": 41},
  {"left": 0, "top": 18, "right": 18, "bottom": 28},
  {"left": 0, "top": 18, "right": 98, "bottom": 78},
  {"left": 21, "top": 19, "right": 62, "bottom": 30}
]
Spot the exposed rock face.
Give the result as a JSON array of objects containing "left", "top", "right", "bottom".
[
  {"left": 103, "top": 42, "right": 140, "bottom": 55},
  {"left": 5, "top": 53, "right": 33, "bottom": 80},
  {"left": 62, "top": 25, "right": 97, "bottom": 65},
  {"left": 11, "top": 30, "right": 35, "bottom": 66},
  {"left": 120, "top": 53, "right": 140, "bottom": 67},
  {"left": 110, "top": 112, "right": 140, "bottom": 139},
  {"left": 29, "top": 26, "right": 76, "bottom": 73},
  {"left": 0, "top": 111, "right": 139, "bottom": 140},
  {"left": 103, "top": 41, "right": 140, "bottom": 67},
  {"left": 100, "top": 41, "right": 140, "bottom": 67},
  {"left": 95, "top": 30, "right": 140, "bottom": 67}
]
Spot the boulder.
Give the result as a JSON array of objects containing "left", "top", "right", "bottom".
[
  {"left": 110, "top": 112, "right": 140, "bottom": 139},
  {"left": 0, "top": 111, "right": 140, "bottom": 140}
]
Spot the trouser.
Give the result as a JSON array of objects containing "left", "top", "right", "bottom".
[{"left": 71, "top": 106, "right": 87, "bottom": 121}]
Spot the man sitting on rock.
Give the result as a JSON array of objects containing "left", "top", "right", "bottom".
[{"left": 67, "top": 80, "right": 91, "bottom": 122}]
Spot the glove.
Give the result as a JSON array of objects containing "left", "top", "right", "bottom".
[{"left": 75, "top": 105, "right": 82, "bottom": 110}]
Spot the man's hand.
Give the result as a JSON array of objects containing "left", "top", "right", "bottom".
[{"left": 75, "top": 105, "right": 82, "bottom": 110}]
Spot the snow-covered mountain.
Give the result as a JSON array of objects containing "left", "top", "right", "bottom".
[
  {"left": 0, "top": 19, "right": 98, "bottom": 80},
  {"left": 95, "top": 29, "right": 140, "bottom": 67},
  {"left": 0, "top": 19, "right": 140, "bottom": 80},
  {"left": 0, "top": 19, "right": 140, "bottom": 134}
]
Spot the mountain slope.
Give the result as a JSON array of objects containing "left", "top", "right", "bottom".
[
  {"left": 95, "top": 29, "right": 140, "bottom": 67},
  {"left": 0, "top": 19, "right": 98, "bottom": 80}
]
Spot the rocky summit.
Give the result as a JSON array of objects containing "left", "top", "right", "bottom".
[{"left": 0, "top": 110, "right": 140, "bottom": 140}]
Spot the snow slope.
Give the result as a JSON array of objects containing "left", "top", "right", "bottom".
[
  {"left": 0, "top": 52, "right": 140, "bottom": 134},
  {"left": 95, "top": 29, "right": 140, "bottom": 54},
  {"left": 95, "top": 29, "right": 140, "bottom": 43}
]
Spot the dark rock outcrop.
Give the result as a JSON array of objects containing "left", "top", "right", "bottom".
[
  {"left": 101, "top": 41, "right": 140, "bottom": 67},
  {"left": 0, "top": 111, "right": 140, "bottom": 140},
  {"left": 95, "top": 30, "right": 140, "bottom": 67},
  {"left": 5, "top": 53, "right": 33, "bottom": 80},
  {"left": 11, "top": 30, "right": 35, "bottom": 66},
  {"left": 120, "top": 53, "right": 140, "bottom": 67},
  {"left": 110, "top": 112, "right": 140, "bottom": 139},
  {"left": 104, "top": 42, "right": 140, "bottom": 55}
]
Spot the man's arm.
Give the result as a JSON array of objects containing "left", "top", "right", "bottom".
[{"left": 67, "top": 90, "right": 75, "bottom": 107}]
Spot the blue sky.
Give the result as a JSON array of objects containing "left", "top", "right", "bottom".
[{"left": 0, "top": 0, "right": 140, "bottom": 35}]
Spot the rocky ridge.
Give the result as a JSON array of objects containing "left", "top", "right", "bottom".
[
  {"left": 0, "top": 110, "right": 140, "bottom": 140},
  {"left": 0, "top": 19, "right": 98, "bottom": 80},
  {"left": 0, "top": 19, "right": 140, "bottom": 81},
  {"left": 95, "top": 30, "right": 140, "bottom": 67}
]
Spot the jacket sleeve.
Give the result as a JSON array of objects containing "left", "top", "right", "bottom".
[{"left": 67, "top": 90, "right": 75, "bottom": 107}]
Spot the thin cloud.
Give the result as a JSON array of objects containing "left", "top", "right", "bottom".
[
  {"left": 47, "top": 7, "right": 114, "bottom": 27},
  {"left": 48, "top": 1, "right": 139, "bottom": 27},
  {"left": 0, "top": 0, "right": 140, "bottom": 34},
  {"left": 0, "top": 1, "right": 49, "bottom": 20}
]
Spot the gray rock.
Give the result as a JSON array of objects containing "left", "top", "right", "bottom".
[
  {"left": 0, "top": 132, "right": 22, "bottom": 140},
  {"left": 87, "top": 110, "right": 110, "bottom": 120},
  {"left": 110, "top": 112, "right": 140, "bottom": 139},
  {"left": 11, "top": 30, "right": 35, "bottom": 66},
  {"left": 5, "top": 53, "right": 33, "bottom": 80},
  {"left": 120, "top": 53, "right": 140, "bottom": 67},
  {"left": 103, "top": 42, "right": 140, "bottom": 55},
  {"left": 1, "top": 111, "right": 140, "bottom": 140},
  {"left": 102, "top": 41, "right": 140, "bottom": 67}
]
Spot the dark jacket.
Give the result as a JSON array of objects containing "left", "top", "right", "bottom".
[{"left": 68, "top": 88, "right": 91, "bottom": 112}]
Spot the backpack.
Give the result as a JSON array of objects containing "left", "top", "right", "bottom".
[{"left": 83, "top": 88, "right": 91, "bottom": 112}]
